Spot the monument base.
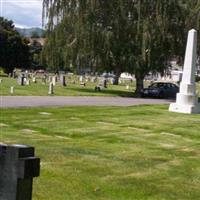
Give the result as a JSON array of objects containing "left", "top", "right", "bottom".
[{"left": 169, "top": 102, "right": 200, "bottom": 114}]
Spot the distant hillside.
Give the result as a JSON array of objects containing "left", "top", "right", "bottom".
[{"left": 15, "top": 27, "right": 45, "bottom": 38}]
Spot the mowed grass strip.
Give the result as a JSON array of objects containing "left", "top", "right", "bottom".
[{"left": 0, "top": 105, "right": 200, "bottom": 200}]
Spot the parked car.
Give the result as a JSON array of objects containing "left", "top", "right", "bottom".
[{"left": 141, "top": 82, "right": 179, "bottom": 98}]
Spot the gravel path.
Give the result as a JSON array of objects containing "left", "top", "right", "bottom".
[{"left": 0, "top": 96, "right": 173, "bottom": 108}]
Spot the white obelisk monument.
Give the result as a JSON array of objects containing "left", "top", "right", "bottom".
[{"left": 169, "top": 29, "right": 200, "bottom": 114}]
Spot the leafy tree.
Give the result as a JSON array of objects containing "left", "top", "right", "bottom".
[
  {"left": 42, "top": 0, "right": 200, "bottom": 93},
  {"left": 0, "top": 17, "right": 30, "bottom": 73}
]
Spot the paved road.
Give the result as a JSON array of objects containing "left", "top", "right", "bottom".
[{"left": 0, "top": 96, "right": 173, "bottom": 108}]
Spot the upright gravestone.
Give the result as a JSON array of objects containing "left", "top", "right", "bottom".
[
  {"left": 48, "top": 82, "right": 54, "bottom": 94},
  {"left": 91, "top": 77, "right": 95, "bottom": 83},
  {"left": 110, "top": 78, "right": 115, "bottom": 85},
  {"left": 17, "top": 74, "right": 25, "bottom": 86},
  {"left": 0, "top": 144, "right": 40, "bottom": 200},
  {"left": 32, "top": 77, "right": 36, "bottom": 83},
  {"left": 126, "top": 85, "right": 130, "bottom": 90},
  {"left": 60, "top": 75, "right": 66, "bottom": 86},
  {"left": 26, "top": 79, "right": 30, "bottom": 85},
  {"left": 25, "top": 70, "right": 28, "bottom": 79},
  {"left": 79, "top": 75, "right": 83, "bottom": 82},
  {"left": 10, "top": 86, "right": 14, "bottom": 94},
  {"left": 52, "top": 76, "right": 56, "bottom": 86},
  {"left": 103, "top": 79, "right": 107, "bottom": 88},
  {"left": 169, "top": 29, "right": 200, "bottom": 114}
]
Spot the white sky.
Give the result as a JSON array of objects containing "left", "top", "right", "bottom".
[{"left": 0, "top": 0, "right": 43, "bottom": 28}]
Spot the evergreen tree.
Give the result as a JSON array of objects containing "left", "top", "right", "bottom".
[{"left": 0, "top": 17, "right": 30, "bottom": 73}]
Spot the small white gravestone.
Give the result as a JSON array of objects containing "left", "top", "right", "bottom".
[
  {"left": 32, "top": 77, "right": 36, "bottom": 83},
  {"left": 126, "top": 85, "right": 130, "bottom": 90},
  {"left": 26, "top": 79, "right": 30, "bottom": 85},
  {"left": 169, "top": 29, "right": 200, "bottom": 114},
  {"left": 110, "top": 78, "right": 114, "bottom": 84},
  {"left": 17, "top": 74, "right": 25, "bottom": 86},
  {"left": 91, "top": 77, "right": 97, "bottom": 83},
  {"left": 48, "top": 82, "right": 54, "bottom": 94},
  {"left": 79, "top": 76, "right": 83, "bottom": 82},
  {"left": 10, "top": 86, "right": 14, "bottom": 94},
  {"left": 52, "top": 76, "right": 56, "bottom": 86}
]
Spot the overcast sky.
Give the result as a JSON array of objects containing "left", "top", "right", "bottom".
[{"left": 0, "top": 0, "right": 43, "bottom": 28}]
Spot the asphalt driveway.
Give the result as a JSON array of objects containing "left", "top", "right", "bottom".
[{"left": 0, "top": 96, "right": 173, "bottom": 108}]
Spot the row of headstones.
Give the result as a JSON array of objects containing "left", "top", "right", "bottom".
[
  {"left": 15, "top": 73, "right": 133, "bottom": 87},
  {"left": 17, "top": 74, "right": 67, "bottom": 86},
  {"left": 16, "top": 74, "right": 105, "bottom": 88}
]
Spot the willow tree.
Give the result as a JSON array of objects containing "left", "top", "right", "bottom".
[
  {"left": 181, "top": 0, "right": 200, "bottom": 52},
  {"left": 42, "top": 0, "right": 200, "bottom": 93},
  {"left": 131, "top": 0, "right": 186, "bottom": 93},
  {"left": 42, "top": 0, "right": 99, "bottom": 71}
]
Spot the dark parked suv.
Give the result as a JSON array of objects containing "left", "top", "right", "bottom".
[{"left": 141, "top": 82, "right": 179, "bottom": 98}]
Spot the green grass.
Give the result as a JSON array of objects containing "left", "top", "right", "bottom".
[
  {"left": 0, "top": 77, "right": 136, "bottom": 97},
  {"left": 1, "top": 105, "right": 200, "bottom": 200}
]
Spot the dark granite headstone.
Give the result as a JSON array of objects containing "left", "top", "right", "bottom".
[
  {"left": 60, "top": 75, "right": 66, "bottom": 86},
  {"left": 103, "top": 79, "right": 107, "bottom": 88},
  {"left": 0, "top": 144, "right": 40, "bottom": 200},
  {"left": 17, "top": 74, "right": 25, "bottom": 86}
]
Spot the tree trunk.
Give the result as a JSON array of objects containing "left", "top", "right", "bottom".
[
  {"left": 135, "top": 73, "right": 144, "bottom": 97},
  {"left": 113, "top": 67, "right": 121, "bottom": 85}
]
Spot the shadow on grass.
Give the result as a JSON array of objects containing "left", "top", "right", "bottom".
[{"left": 69, "top": 87, "right": 136, "bottom": 97}]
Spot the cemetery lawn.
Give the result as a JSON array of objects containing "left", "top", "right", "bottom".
[
  {"left": 1, "top": 105, "right": 200, "bottom": 200},
  {"left": 1, "top": 77, "right": 200, "bottom": 97},
  {"left": 0, "top": 77, "right": 135, "bottom": 97}
]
